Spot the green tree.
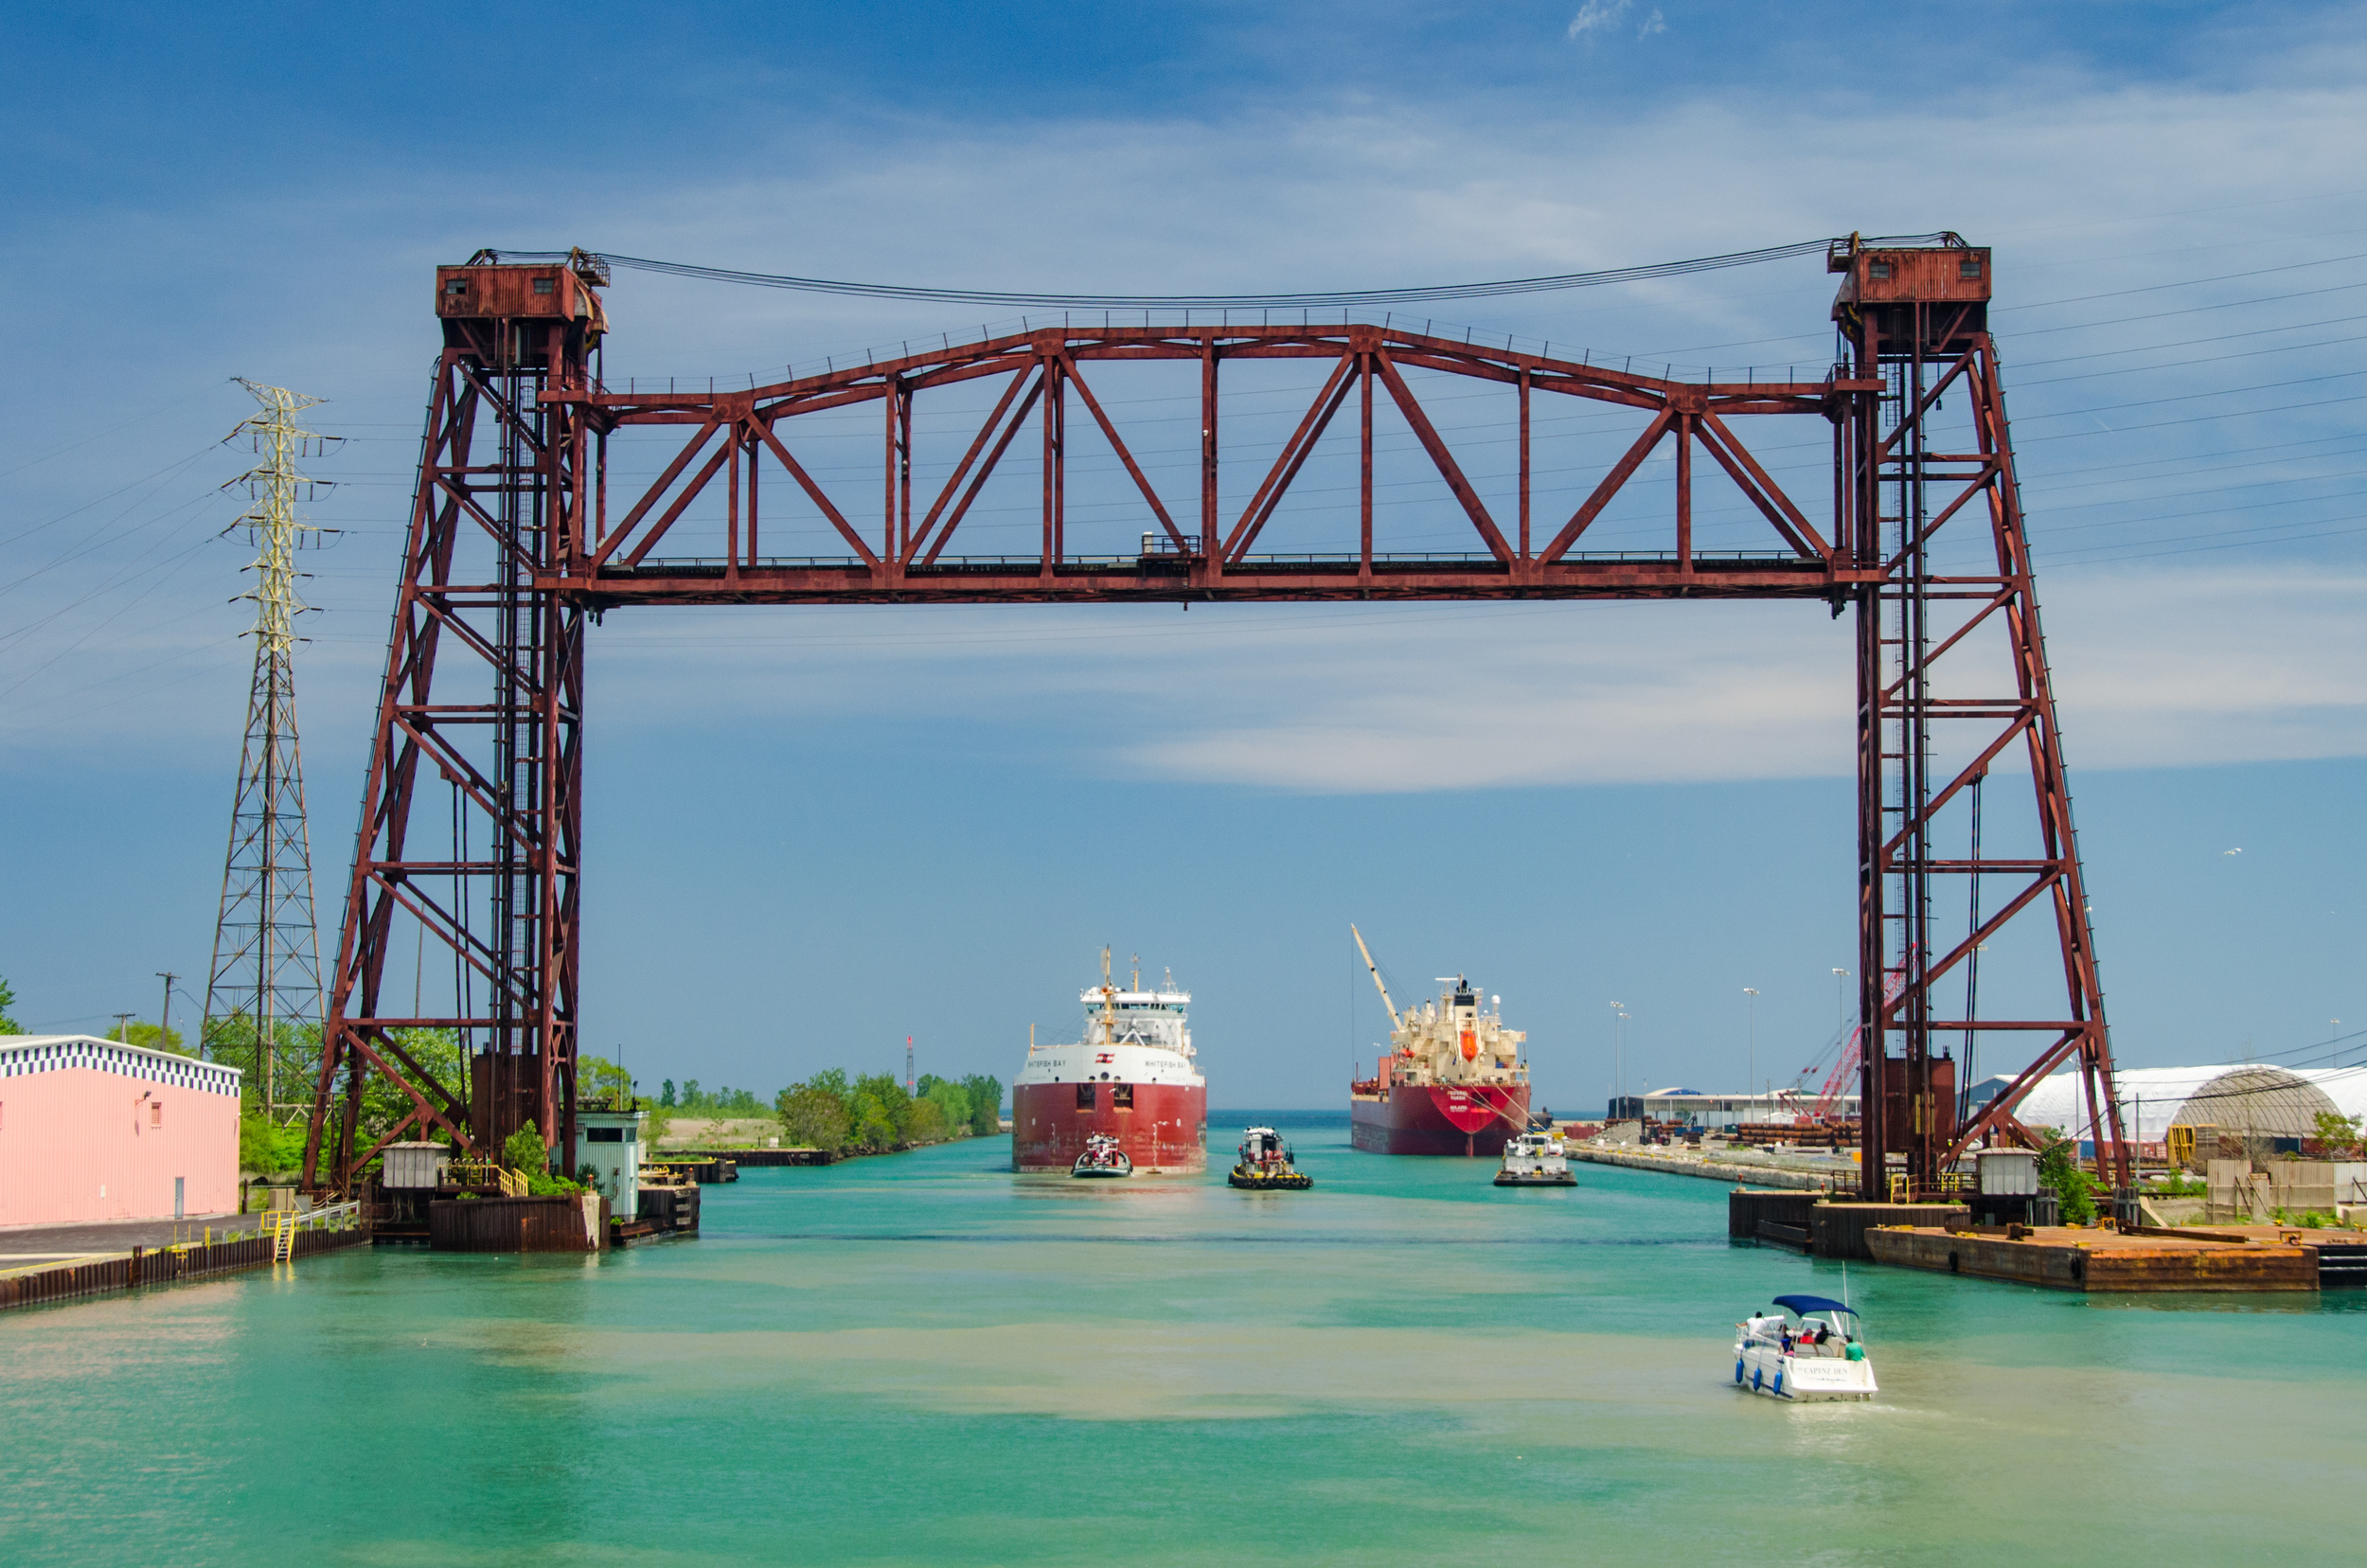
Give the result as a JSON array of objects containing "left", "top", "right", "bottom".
[
  {"left": 2036, "top": 1130, "right": 2097, "bottom": 1225},
  {"left": 105, "top": 1018, "right": 189, "bottom": 1056},
  {"left": 848, "top": 1072, "right": 911, "bottom": 1151},
  {"left": 906, "top": 1096, "right": 948, "bottom": 1144},
  {"left": 578, "top": 1053, "right": 633, "bottom": 1107},
  {"left": 660, "top": 1078, "right": 676, "bottom": 1108},
  {"left": 2314, "top": 1111, "right": 2362, "bottom": 1158},
  {"left": 240, "top": 1111, "right": 305, "bottom": 1173},
  {"left": 924, "top": 1078, "right": 973, "bottom": 1138},
  {"left": 776, "top": 1076, "right": 852, "bottom": 1151},
  {"left": 960, "top": 1074, "right": 1004, "bottom": 1136},
  {"left": 0, "top": 976, "right": 22, "bottom": 1034}
]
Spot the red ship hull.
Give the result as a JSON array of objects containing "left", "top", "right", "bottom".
[
  {"left": 1012, "top": 1081, "right": 1208, "bottom": 1173},
  {"left": 1350, "top": 1082, "right": 1528, "bottom": 1155}
]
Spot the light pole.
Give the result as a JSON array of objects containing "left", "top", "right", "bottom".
[
  {"left": 1743, "top": 989, "right": 1759, "bottom": 1122},
  {"left": 1610, "top": 1002, "right": 1628, "bottom": 1114},
  {"left": 1831, "top": 968, "right": 1848, "bottom": 1033}
]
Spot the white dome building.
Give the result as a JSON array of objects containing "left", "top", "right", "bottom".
[{"left": 2012, "top": 1062, "right": 2367, "bottom": 1148}]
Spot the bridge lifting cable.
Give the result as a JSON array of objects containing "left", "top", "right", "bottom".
[{"left": 472, "top": 234, "right": 1960, "bottom": 310}]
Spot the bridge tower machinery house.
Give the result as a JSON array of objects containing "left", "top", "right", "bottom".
[{"left": 306, "top": 238, "right": 2127, "bottom": 1200}]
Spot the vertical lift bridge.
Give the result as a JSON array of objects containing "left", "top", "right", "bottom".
[{"left": 305, "top": 237, "right": 2130, "bottom": 1202}]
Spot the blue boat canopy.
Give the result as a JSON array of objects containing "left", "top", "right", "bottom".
[{"left": 1772, "top": 1294, "right": 1859, "bottom": 1318}]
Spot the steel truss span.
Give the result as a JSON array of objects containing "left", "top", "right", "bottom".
[{"left": 306, "top": 239, "right": 2127, "bottom": 1201}]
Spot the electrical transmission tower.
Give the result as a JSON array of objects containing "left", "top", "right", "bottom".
[{"left": 205, "top": 380, "right": 339, "bottom": 1118}]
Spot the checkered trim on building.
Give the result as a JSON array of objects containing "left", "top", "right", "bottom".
[{"left": 0, "top": 1035, "right": 244, "bottom": 1097}]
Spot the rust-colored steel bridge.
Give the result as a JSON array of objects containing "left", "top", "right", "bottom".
[{"left": 304, "top": 236, "right": 2130, "bottom": 1203}]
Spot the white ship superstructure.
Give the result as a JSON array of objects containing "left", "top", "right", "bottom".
[{"left": 1011, "top": 952, "right": 1207, "bottom": 1172}]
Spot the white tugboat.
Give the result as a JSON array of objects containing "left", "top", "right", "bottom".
[
  {"left": 1071, "top": 1132, "right": 1133, "bottom": 1178},
  {"left": 1493, "top": 1131, "right": 1575, "bottom": 1186},
  {"left": 1732, "top": 1293, "right": 1877, "bottom": 1402}
]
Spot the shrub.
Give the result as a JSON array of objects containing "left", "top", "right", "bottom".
[{"left": 2037, "top": 1131, "right": 2097, "bottom": 1225}]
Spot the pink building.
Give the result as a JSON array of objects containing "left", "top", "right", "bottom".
[{"left": 0, "top": 1035, "right": 243, "bottom": 1226}]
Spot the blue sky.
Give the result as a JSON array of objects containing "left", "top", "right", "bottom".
[{"left": 5, "top": 1, "right": 2365, "bottom": 1110}]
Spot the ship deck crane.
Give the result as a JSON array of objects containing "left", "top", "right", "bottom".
[{"left": 1350, "top": 924, "right": 1401, "bottom": 1033}]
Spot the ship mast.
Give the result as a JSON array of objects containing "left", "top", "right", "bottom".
[
  {"left": 1099, "top": 944, "right": 1115, "bottom": 1040},
  {"left": 1350, "top": 924, "right": 1402, "bottom": 1032}
]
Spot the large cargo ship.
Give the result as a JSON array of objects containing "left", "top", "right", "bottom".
[
  {"left": 1012, "top": 951, "right": 1207, "bottom": 1173},
  {"left": 1348, "top": 925, "right": 1530, "bottom": 1156}
]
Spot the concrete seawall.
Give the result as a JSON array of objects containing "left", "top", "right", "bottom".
[{"left": 1570, "top": 1146, "right": 1845, "bottom": 1192}]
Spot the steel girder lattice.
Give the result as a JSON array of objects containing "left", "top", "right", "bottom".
[
  {"left": 1834, "top": 238, "right": 2127, "bottom": 1198},
  {"left": 207, "top": 381, "right": 336, "bottom": 1118},
  {"left": 303, "top": 255, "right": 598, "bottom": 1187},
  {"left": 309, "top": 238, "right": 2123, "bottom": 1201}
]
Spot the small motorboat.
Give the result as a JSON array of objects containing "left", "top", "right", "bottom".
[
  {"left": 1071, "top": 1133, "right": 1133, "bottom": 1178},
  {"left": 1494, "top": 1131, "right": 1575, "bottom": 1186},
  {"left": 1732, "top": 1293, "right": 1876, "bottom": 1402},
  {"left": 1228, "top": 1126, "right": 1312, "bottom": 1190}
]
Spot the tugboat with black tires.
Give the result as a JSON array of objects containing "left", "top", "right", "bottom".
[
  {"left": 1228, "top": 1127, "right": 1312, "bottom": 1190},
  {"left": 1071, "top": 1132, "right": 1133, "bottom": 1178}
]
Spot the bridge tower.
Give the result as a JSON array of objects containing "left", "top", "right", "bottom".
[
  {"left": 1833, "top": 236, "right": 2129, "bottom": 1197},
  {"left": 303, "top": 251, "right": 607, "bottom": 1185}
]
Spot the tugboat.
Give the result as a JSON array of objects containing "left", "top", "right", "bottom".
[
  {"left": 1071, "top": 1132, "right": 1133, "bottom": 1178},
  {"left": 1493, "top": 1131, "right": 1575, "bottom": 1186},
  {"left": 1228, "top": 1127, "right": 1312, "bottom": 1190},
  {"left": 1732, "top": 1294, "right": 1877, "bottom": 1402}
]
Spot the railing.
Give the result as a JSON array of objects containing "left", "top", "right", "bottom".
[
  {"left": 447, "top": 1163, "right": 530, "bottom": 1197},
  {"left": 1888, "top": 1172, "right": 1975, "bottom": 1203}
]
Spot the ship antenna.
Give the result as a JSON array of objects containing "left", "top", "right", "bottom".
[{"left": 1350, "top": 924, "right": 1402, "bottom": 1032}]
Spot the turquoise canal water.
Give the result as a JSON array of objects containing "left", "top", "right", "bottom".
[{"left": 4, "top": 1115, "right": 2361, "bottom": 1566}]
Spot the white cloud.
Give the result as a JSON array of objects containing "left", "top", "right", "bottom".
[
  {"left": 1638, "top": 9, "right": 1666, "bottom": 39},
  {"left": 556, "top": 564, "right": 2367, "bottom": 794},
  {"left": 1567, "top": 1, "right": 1632, "bottom": 42},
  {"left": 9, "top": 35, "right": 2367, "bottom": 786}
]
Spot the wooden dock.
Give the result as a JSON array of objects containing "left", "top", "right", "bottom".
[{"left": 1862, "top": 1222, "right": 2353, "bottom": 1292}]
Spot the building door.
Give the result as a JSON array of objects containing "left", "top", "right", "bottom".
[{"left": 174, "top": 1177, "right": 185, "bottom": 1220}]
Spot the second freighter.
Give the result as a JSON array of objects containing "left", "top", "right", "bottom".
[
  {"left": 1012, "top": 949, "right": 1208, "bottom": 1173},
  {"left": 1348, "top": 925, "right": 1530, "bottom": 1156}
]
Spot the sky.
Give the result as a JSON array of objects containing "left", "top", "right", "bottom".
[{"left": 5, "top": 1, "right": 2366, "bottom": 1112}]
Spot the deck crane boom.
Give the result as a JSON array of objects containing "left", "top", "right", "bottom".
[{"left": 1350, "top": 924, "right": 1401, "bottom": 1033}]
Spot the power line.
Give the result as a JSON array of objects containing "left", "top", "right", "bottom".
[{"left": 475, "top": 234, "right": 1954, "bottom": 310}]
